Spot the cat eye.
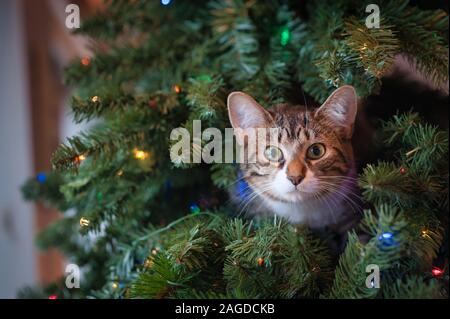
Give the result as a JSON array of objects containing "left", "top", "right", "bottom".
[
  {"left": 306, "top": 143, "right": 326, "bottom": 160},
  {"left": 264, "top": 146, "right": 284, "bottom": 162}
]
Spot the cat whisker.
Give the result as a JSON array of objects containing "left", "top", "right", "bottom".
[
  {"left": 318, "top": 176, "right": 359, "bottom": 182},
  {"left": 313, "top": 191, "right": 338, "bottom": 224},
  {"left": 226, "top": 173, "right": 252, "bottom": 188},
  {"left": 235, "top": 183, "right": 274, "bottom": 217},
  {"left": 314, "top": 181, "right": 362, "bottom": 215},
  {"left": 315, "top": 181, "right": 360, "bottom": 203},
  {"left": 225, "top": 180, "right": 262, "bottom": 207}
]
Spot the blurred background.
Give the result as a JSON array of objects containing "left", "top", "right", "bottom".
[{"left": 0, "top": 0, "right": 103, "bottom": 298}]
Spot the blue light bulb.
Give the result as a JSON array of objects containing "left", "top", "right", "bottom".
[
  {"left": 380, "top": 232, "right": 393, "bottom": 239},
  {"left": 378, "top": 231, "right": 395, "bottom": 247},
  {"left": 189, "top": 203, "right": 200, "bottom": 215},
  {"left": 235, "top": 170, "right": 252, "bottom": 201},
  {"left": 161, "top": 0, "right": 171, "bottom": 5},
  {"left": 36, "top": 172, "right": 47, "bottom": 184}
]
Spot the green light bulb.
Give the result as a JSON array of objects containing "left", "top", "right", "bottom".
[{"left": 280, "top": 27, "right": 290, "bottom": 46}]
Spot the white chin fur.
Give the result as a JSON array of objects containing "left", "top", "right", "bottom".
[
  {"left": 259, "top": 167, "right": 357, "bottom": 227},
  {"left": 272, "top": 168, "right": 317, "bottom": 203}
]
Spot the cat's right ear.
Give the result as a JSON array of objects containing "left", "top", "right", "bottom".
[
  {"left": 315, "top": 85, "right": 358, "bottom": 139},
  {"left": 227, "top": 92, "right": 272, "bottom": 129}
]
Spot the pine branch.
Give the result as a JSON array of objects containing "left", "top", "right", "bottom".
[
  {"left": 384, "top": 0, "right": 449, "bottom": 87},
  {"left": 359, "top": 162, "right": 414, "bottom": 206},
  {"left": 128, "top": 253, "right": 190, "bottom": 299},
  {"left": 185, "top": 76, "right": 227, "bottom": 123},
  {"left": 210, "top": 0, "right": 260, "bottom": 82},
  {"left": 51, "top": 128, "right": 145, "bottom": 171},
  {"left": 382, "top": 275, "right": 445, "bottom": 299},
  {"left": 70, "top": 91, "right": 178, "bottom": 123},
  {"left": 343, "top": 18, "right": 400, "bottom": 78},
  {"left": 327, "top": 205, "right": 408, "bottom": 299},
  {"left": 211, "top": 164, "right": 239, "bottom": 189}
]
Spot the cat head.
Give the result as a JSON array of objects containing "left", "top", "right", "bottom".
[{"left": 227, "top": 85, "right": 357, "bottom": 204}]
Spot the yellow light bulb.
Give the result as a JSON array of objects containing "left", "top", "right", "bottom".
[
  {"left": 111, "top": 282, "right": 118, "bottom": 289},
  {"left": 421, "top": 229, "right": 430, "bottom": 238},
  {"left": 173, "top": 85, "right": 181, "bottom": 94},
  {"left": 91, "top": 96, "right": 99, "bottom": 103},
  {"left": 144, "top": 259, "right": 154, "bottom": 268},
  {"left": 133, "top": 148, "right": 148, "bottom": 160},
  {"left": 79, "top": 217, "right": 90, "bottom": 227},
  {"left": 74, "top": 154, "right": 86, "bottom": 164}
]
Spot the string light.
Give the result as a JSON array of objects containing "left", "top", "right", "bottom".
[
  {"left": 379, "top": 232, "right": 393, "bottom": 240},
  {"left": 173, "top": 84, "right": 181, "bottom": 94},
  {"left": 399, "top": 166, "right": 407, "bottom": 174},
  {"left": 79, "top": 217, "right": 90, "bottom": 227},
  {"left": 421, "top": 228, "right": 430, "bottom": 238},
  {"left": 378, "top": 231, "right": 395, "bottom": 247},
  {"left": 189, "top": 203, "right": 200, "bottom": 215},
  {"left": 161, "top": 0, "right": 171, "bottom": 5},
  {"left": 36, "top": 172, "right": 47, "bottom": 184},
  {"left": 133, "top": 148, "right": 149, "bottom": 160},
  {"left": 197, "top": 74, "right": 212, "bottom": 82},
  {"left": 280, "top": 27, "right": 290, "bottom": 46},
  {"left": 91, "top": 96, "right": 99, "bottom": 103},
  {"left": 48, "top": 295, "right": 57, "bottom": 299},
  {"left": 74, "top": 154, "right": 86, "bottom": 163},
  {"left": 117, "top": 170, "right": 123, "bottom": 176},
  {"left": 431, "top": 266, "right": 444, "bottom": 278},
  {"left": 80, "top": 56, "right": 90, "bottom": 66},
  {"left": 236, "top": 170, "right": 251, "bottom": 201},
  {"left": 144, "top": 258, "right": 154, "bottom": 268},
  {"left": 111, "top": 282, "right": 119, "bottom": 289},
  {"left": 257, "top": 257, "right": 265, "bottom": 266}
]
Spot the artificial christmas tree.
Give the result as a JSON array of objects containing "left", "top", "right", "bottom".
[{"left": 21, "top": 0, "right": 448, "bottom": 299}]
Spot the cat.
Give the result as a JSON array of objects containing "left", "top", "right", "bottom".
[{"left": 227, "top": 85, "right": 368, "bottom": 240}]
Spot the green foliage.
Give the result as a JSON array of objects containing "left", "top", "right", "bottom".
[
  {"left": 129, "top": 253, "right": 191, "bottom": 299},
  {"left": 297, "top": 0, "right": 448, "bottom": 102},
  {"left": 21, "top": 171, "right": 68, "bottom": 210},
  {"left": 20, "top": 0, "right": 448, "bottom": 299},
  {"left": 126, "top": 215, "right": 333, "bottom": 299},
  {"left": 383, "top": 0, "right": 449, "bottom": 87},
  {"left": 360, "top": 113, "right": 448, "bottom": 215},
  {"left": 382, "top": 276, "right": 445, "bottom": 299},
  {"left": 327, "top": 205, "right": 408, "bottom": 299},
  {"left": 343, "top": 18, "right": 399, "bottom": 78}
]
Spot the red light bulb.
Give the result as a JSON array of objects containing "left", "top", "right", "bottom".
[{"left": 431, "top": 266, "right": 444, "bottom": 278}]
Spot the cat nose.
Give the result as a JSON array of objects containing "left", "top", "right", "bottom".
[{"left": 287, "top": 175, "right": 304, "bottom": 186}]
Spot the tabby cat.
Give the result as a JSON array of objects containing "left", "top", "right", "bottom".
[{"left": 227, "top": 85, "right": 365, "bottom": 237}]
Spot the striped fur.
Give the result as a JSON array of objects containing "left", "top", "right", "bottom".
[{"left": 228, "top": 86, "right": 362, "bottom": 234}]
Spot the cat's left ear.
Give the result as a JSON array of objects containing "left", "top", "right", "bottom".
[{"left": 315, "top": 85, "right": 358, "bottom": 139}]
